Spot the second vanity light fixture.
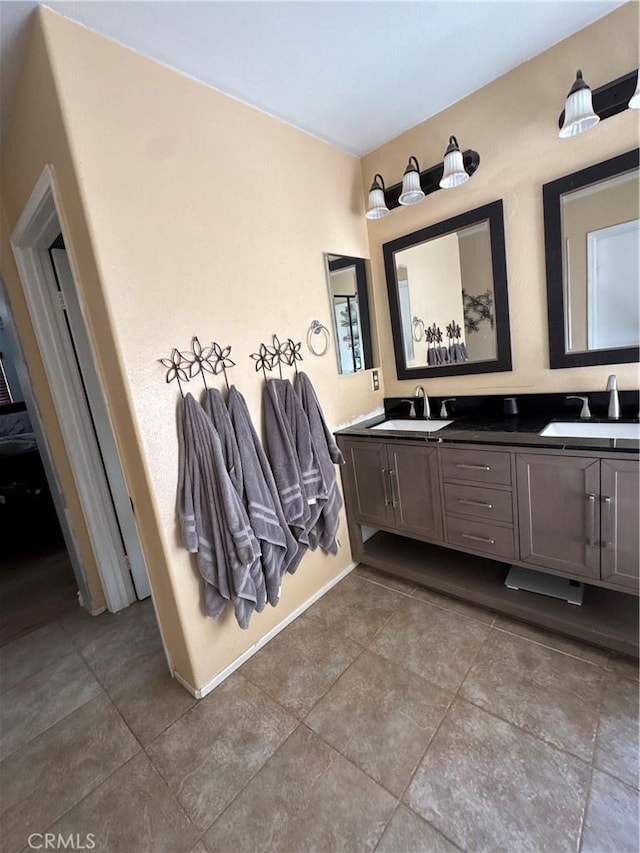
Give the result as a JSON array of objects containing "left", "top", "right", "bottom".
[
  {"left": 559, "top": 68, "right": 640, "bottom": 138},
  {"left": 365, "top": 135, "right": 480, "bottom": 220}
]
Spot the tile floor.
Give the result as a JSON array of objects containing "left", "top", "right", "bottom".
[{"left": 0, "top": 566, "right": 638, "bottom": 853}]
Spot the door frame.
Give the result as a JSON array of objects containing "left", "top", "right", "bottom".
[{"left": 10, "top": 165, "right": 140, "bottom": 612}]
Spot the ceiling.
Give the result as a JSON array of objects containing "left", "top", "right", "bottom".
[{"left": 0, "top": 0, "right": 625, "bottom": 155}]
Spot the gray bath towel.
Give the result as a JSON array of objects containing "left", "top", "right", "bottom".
[
  {"left": 263, "top": 378, "right": 327, "bottom": 549},
  {"left": 204, "top": 389, "right": 267, "bottom": 614},
  {"left": 227, "top": 386, "right": 301, "bottom": 598},
  {"left": 295, "top": 371, "right": 344, "bottom": 555},
  {"left": 177, "top": 393, "right": 261, "bottom": 629}
]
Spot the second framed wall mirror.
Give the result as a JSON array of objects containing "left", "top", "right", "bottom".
[
  {"left": 323, "top": 253, "right": 374, "bottom": 375},
  {"left": 543, "top": 148, "right": 640, "bottom": 368},
  {"left": 383, "top": 200, "right": 512, "bottom": 379}
]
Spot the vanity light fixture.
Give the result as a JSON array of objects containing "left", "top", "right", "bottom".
[
  {"left": 440, "top": 136, "right": 469, "bottom": 188},
  {"left": 365, "top": 173, "right": 390, "bottom": 220},
  {"left": 364, "top": 139, "right": 480, "bottom": 219},
  {"left": 399, "top": 156, "right": 426, "bottom": 205},
  {"left": 559, "top": 70, "right": 600, "bottom": 138},
  {"left": 558, "top": 67, "right": 639, "bottom": 135}
]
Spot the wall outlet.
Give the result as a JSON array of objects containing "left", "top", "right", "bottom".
[{"left": 371, "top": 370, "right": 380, "bottom": 391}]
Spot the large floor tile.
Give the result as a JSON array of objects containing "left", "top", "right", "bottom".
[
  {"left": 306, "top": 650, "right": 451, "bottom": 796},
  {"left": 355, "top": 565, "right": 417, "bottom": 595},
  {"left": 240, "top": 615, "right": 362, "bottom": 717},
  {"left": 370, "top": 597, "right": 490, "bottom": 692},
  {"left": 108, "top": 648, "right": 196, "bottom": 745},
  {"left": 405, "top": 700, "right": 590, "bottom": 852},
  {"left": 581, "top": 769, "right": 639, "bottom": 853},
  {"left": 305, "top": 574, "right": 406, "bottom": 645},
  {"left": 412, "top": 586, "right": 495, "bottom": 625},
  {"left": 0, "top": 651, "right": 102, "bottom": 760},
  {"left": 49, "top": 752, "right": 199, "bottom": 852},
  {"left": 0, "top": 694, "right": 139, "bottom": 853},
  {"left": 493, "top": 614, "right": 610, "bottom": 667},
  {"left": 0, "top": 621, "right": 75, "bottom": 691},
  {"left": 77, "top": 601, "right": 163, "bottom": 691},
  {"left": 460, "top": 629, "right": 604, "bottom": 761},
  {"left": 594, "top": 674, "right": 639, "bottom": 789},
  {"left": 375, "top": 805, "right": 460, "bottom": 852},
  {"left": 607, "top": 653, "right": 639, "bottom": 682},
  {"left": 147, "top": 672, "right": 297, "bottom": 830},
  {"left": 204, "top": 726, "right": 395, "bottom": 853}
]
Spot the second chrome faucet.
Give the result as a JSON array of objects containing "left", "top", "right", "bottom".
[{"left": 412, "top": 385, "right": 431, "bottom": 419}]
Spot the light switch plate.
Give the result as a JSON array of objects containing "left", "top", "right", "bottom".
[{"left": 371, "top": 370, "right": 380, "bottom": 391}]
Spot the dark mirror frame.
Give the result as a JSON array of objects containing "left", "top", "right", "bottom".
[
  {"left": 543, "top": 148, "right": 640, "bottom": 369},
  {"left": 382, "top": 199, "right": 512, "bottom": 379},
  {"left": 326, "top": 254, "right": 374, "bottom": 373}
]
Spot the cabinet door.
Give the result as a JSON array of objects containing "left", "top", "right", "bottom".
[
  {"left": 342, "top": 439, "right": 395, "bottom": 528},
  {"left": 388, "top": 444, "right": 443, "bottom": 541},
  {"left": 601, "top": 459, "right": 640, "bottom": 592},
  {"left": 517, "top": 454, "right": 600, "bottom": 578}
]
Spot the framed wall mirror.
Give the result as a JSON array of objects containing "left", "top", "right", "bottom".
[
  {"left": 324, "top": 253, "right": 374, "bottom": 375},
  {"left": 543, "top": 148, "right": 640, "bottom": 369},
  {"left": 383, "top": 200, "right": 512, "bottom": 379}
]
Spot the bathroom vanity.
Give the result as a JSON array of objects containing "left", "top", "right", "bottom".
[{"left": 336, "top": 402, "right": 640, "bottom": 657}]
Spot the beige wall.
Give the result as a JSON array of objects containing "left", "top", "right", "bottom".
[
  {"left": 1, "top": 8, "right": 382, "bottom": 691},
  {"left": 362, "top": 2, "right": 640, "bottom": 396}
]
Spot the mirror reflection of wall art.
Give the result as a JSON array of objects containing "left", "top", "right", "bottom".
[
  {"left": 323, "top": 254, "right": 374, "bottom": 375},
  {"left": 383, "top": 200, "right": 512, "bottom": 379},
  {"left": 543, "top": 148, "right": 640, "bottom": 368}
]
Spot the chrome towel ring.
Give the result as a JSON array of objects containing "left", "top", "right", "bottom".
[{"left": 308, "top": 320, "right": 330, "bottom": 356}]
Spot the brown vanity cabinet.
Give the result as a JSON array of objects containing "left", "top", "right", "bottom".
[
  {"left": 341, "top": 438, "right": 443, "bottom": 541},
  {"left": 600, "top": 458, "right": 640, "bottom": 591},
  {"left": 516, "top": 453, "right": 639, "bottom": 589}
]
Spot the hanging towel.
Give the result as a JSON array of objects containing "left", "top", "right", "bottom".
[
  {"left": 263, "top": 378, "right": 327, "bottom": 549},
  {"left": 227, "top": 386, "right": 301, "bottom": 598},
  {"left": 204, "top": 389, "right": 267, "bottom": 614},
  {"left": 294, "top": 371, "right": 344, "bottom": 555},
  {"left": 177, "top": 393, "right": 261, "bottom": 629}
]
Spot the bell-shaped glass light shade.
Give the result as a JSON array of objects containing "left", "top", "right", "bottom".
[
  {"left": 440, "top": 136, "right": 469, "bottom": 189},
  {"left": 629, "top": 70, "right": 640, "bottom": 109},
  {"left": 559, "top": 70, "right": 600, "bottom": 138},
  {"left": 365, "top": 174, "right": 389, "bottom": 220},
  {"left": 398, "top": 157, "right": 425, "bottom": 205}
]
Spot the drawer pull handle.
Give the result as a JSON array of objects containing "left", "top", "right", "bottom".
[
  {"left": 461, "top": 532, "right": 496, "bottom": 545},
  {"left": 458, "top": 499, "right": 493, "bottom": 509},
  {"left": 456, "top": 463, "right": 491, "bottom": 471}
]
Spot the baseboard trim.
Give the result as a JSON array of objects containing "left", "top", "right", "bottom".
[{"left": 173, "top": 561, "right": 357, "bottom": 699}]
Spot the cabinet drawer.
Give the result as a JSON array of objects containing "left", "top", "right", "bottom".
[
  {"left": 441, "top": 447, "right": 511, "bottom": 486},
  {"left": 446, "top": 516, "right": 515, "bottom": 559},
  {"left": 444, "top": 482, "right": 513, "bottom": 524}
]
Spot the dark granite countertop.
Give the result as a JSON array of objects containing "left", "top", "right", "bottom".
[{"left": 335, "top": 413, "right": 640, "bottom": 454}]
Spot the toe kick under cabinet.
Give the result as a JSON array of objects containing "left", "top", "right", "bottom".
[{"left": 338, "top": 435, "right": 639, "bottom": 653}]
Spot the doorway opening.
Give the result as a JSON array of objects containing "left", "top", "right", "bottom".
[{"left": 6, "top": 167, "right": 150, "bottom": 643}]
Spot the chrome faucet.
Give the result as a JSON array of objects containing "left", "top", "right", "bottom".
[
  {"left": 401, "top": 398, "right": 417, "bottom": 418},
  {"left": 566, "top": 395, "right": 591, "bottom": 419},
  {"left": 412, "top": 385, "right": 430, "bottom": 419},
  {"left": 607, "top": 375, "right": 620, "bottom": 420},
  {"left": 440, "top": 398, "right": 456, "bottom": 418}
]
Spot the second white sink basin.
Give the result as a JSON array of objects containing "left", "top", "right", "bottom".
[
  {"left": 370, "top": 419, "right": 453, "bottom": 433},
  {"left": 540, "top": 422, "right": 640, "bottom": 440}
]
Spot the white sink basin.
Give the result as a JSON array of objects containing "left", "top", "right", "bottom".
[
  {"left": 540, "top": 422, "right": 640, "bottom": 440},
  {"left": 369, "top": 419, "right": 453, "bottom": 433}
]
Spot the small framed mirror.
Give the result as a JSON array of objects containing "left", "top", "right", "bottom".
[
  {"left": 543, "top": 148, "right": 640, "bottom": 368},
  {"left": 324, "top": 253, "right": 374, "bottom": 375},
  {"left": 382, "top": 200, "right": 512, "bottom": 379}
]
